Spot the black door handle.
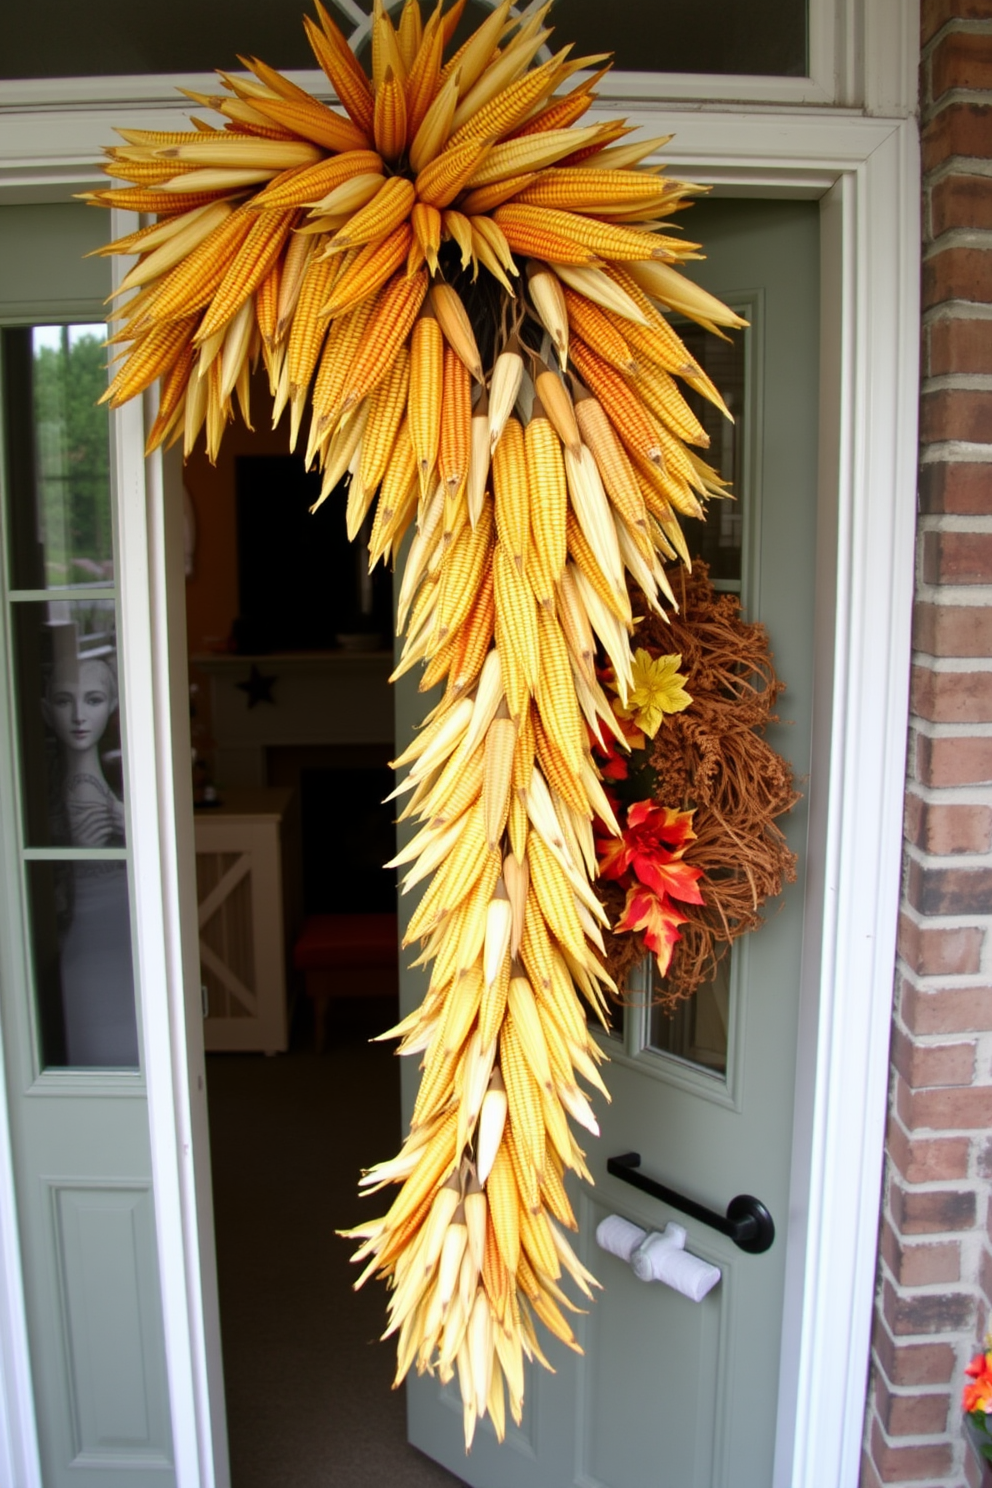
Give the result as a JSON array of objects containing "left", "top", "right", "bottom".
[{"left": 606, "top": 1152, "right": 775, "bottom": 1255}]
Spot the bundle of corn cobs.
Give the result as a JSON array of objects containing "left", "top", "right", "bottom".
[{"left": 89, "top": 0, "right": 745, "bottom": 1450}]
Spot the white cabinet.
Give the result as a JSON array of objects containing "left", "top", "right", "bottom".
[{"left": 194, "top": 788, "right": 298, "bottom": 1055}]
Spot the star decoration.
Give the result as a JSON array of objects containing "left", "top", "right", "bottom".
[{"left": 236, "top": 665, "right": 277, "bottom": 709}]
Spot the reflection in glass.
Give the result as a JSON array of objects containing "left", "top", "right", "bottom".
[
  {"left": 649, "top": 956, "right": 730, "bottom": 1077},
  {"left": 15, "top": 601, "right": 125, "bottom": 848},
  {"left": 679, "top": 323, "right": 746, "bottom": 588},
  {"left": 28, "top": 860, "right": 138, "bottom": 1069},
  {"left": 2, "top": 324, "right": 113, "bottom": 590}
]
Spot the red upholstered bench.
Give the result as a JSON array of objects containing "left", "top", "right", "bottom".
[{"left": 292, "top": 913, "right": 399, "bottom": 1050}]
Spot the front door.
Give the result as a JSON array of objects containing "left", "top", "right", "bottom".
[
  {"left": 0, "top": 204, "right": 176, "bottom": 1486},
  {"left": 401, "top": 196, "right": 820, "bottom": 1487}
]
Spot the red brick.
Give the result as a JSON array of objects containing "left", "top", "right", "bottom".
[
  {"left": 890, "top": 1178, "right": 977, "bottom": 1233},
  {"left": 922, "top": 2, "right": 992, "bottom": 46},
  {"left": 881, "top": 1219, "right": 961, "bottom": 1286},
  {"left": 928, "top": 310, "right": 992, "bottom": 373},
  {"left": 923, "top": 528, "right": 992, "bottom": 583},
  {"left": 898, "top": 922, "right": 985, "bottom": 978},
  {"left": 912, "top": 665, "right": 992, "bottom": 723},
  {"left": 901, "top": 981, "right": 992, "bottom": 1034},
  {"left": 914, "top": 732, "right": 992, "bottom": 787},
  {"left": 883, "top": 1277, "right": 977, "bottom": 1335},
  {"left": 921, "top": 387, "right": 992, "bottom": 443},
  {"left": 924, "top": 246, "right": 992, "bottom": 310},
  {"left": 905, "top": 793, "right": 992, "bottom": 852},
  {"left": 914, "top": 602, "right": 992, "bottom": 657},
  {"left": 920, "top": 461, "right": 992, "bottom": 515},
  {"left": 923, "top": 104, "right": 992, "bottom": 174},
  {"left": 892, "top": 1024, "right": 977, "bottom": 1086},
  {"left": 873, "top": 1319, "right": 957, "bottom": 1386},
  {"left": 897, "top": 1070, "right": 992, "bottom": 1129},
  {"left": 888, "top": 1118, "right": 972, "bottom": 1182},
  {"left": 933, "top": 31, "right": 992, "bottom": 99},
  {"left": 871, "top": 1417, "right": 954, "bottom": 1480},
  {"left": 875, "top": 1373, "right": 951, "bottom": 1435},
  {"left": 860, "top": 1449, "right": 885, "bottom": 1488}
]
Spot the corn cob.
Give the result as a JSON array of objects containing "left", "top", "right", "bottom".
[
  {"left": 409, "top": 310, "right": 444, "bottom": 494},
  {"left": 248, "top": 94, "right": 371, "bottom": 155},
  {"left": 569, "top": 337, "right": 664, "bottom": 467},
  {"left": 464, "top": 124, "right": 605, "bottom": 188},
  {"left": 320, "top": 224, "right": 413, "bottom": 319},
  {"left": 431, "top": 283, "right": 484, "bottom": 382},
  {"left": 525, "top": 407, "right": 568, "bottom": 588},
  {"left": 438, "top": 344, "right": 472, "bottom": 499},
  {"left": 305, "top": 7, "right": 375, "bottom": 134},
  {"left": 416, "top": 135, "right": 493, "bottom": 209},
  {"left": 562, "top": 285, "right": 636, "bottom": 374},
  {"left": 405, "top": 10, "right": 444, "bottom": 140},
  {"left": 360, "top": 347, "right": 411, "bottom": 494},
  {"left": 458, "top": 173, "right": 538, "bottom": 217},
  {"left": 409, "top": 64, "right": 462, "bottom": 174},
  {"left": 196, "top": 208, "right": 297, "bottom": 341},
  {"left": 492, "top": 416, "right": 529, "bottom": 573}
]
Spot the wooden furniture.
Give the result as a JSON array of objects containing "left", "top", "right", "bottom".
[
  {"left": 293, "top": 913, "right": 398, "bottom": 1051},
  {"left": 194, "top": 788, "right": 299, "bottom": 1055}
]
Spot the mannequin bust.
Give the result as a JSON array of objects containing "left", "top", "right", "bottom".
[{"left": 42, "top": 656, "right": 125, "bottom": 847}]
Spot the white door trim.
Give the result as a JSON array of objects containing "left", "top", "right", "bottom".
[{"left": 0, "top": 95, "right": 919, "bottom": 1488}]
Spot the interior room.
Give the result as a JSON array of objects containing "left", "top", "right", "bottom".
[{"left": 182, "top": 372, "right": 467, "bottom": 1487}]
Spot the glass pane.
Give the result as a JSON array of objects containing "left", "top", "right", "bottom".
[
  {"left": 680, "top": 321, "right": 746, "bottom": 587},
  {"left": 2, "top": 325, "right": 114, "bottom": 590},
  {"left": 649, "top": 955, "right": 730, "bottom": 1077},
  {"left": 13, "top": 600, "right": 125, "bottom": 849},
  {"left": 1, "top": 0, "right": 806, "bottom": 81},
  {"left": 27, "top": 859, "right": 138, "bottom": 1069}
]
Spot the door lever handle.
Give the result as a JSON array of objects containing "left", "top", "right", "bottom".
[{"left": 606, "top": 1152, "right": 775, "bottom": 1255}]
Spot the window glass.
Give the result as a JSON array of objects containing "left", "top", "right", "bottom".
[{"left": 2, "top": 0, "right": 807, "bottom": 80}]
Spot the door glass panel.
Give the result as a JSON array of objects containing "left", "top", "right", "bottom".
[
  {"left": 2, "top": 0, "right": 808, "bottom": 79},
  {"left": 649, "top": 955, "right": 730, "bottom": 1075},
  {"left": 2, "top": 323, "right": 137, "bottom": 1071},
  {"left": 5, "top": 325, "right": 114, "bottom": 591}
]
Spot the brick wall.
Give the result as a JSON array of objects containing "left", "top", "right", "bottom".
[{"left": 861, "top": 4, "right": 992, "bottom": 1486}]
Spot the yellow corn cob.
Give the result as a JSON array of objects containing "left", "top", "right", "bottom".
[
  {"left": 482, "top": 717, "right": 516, "bottom": 850},
  {"left": 564, "top": 510, "right": 629, "bottom": 624},
  {"left": 310, "top": 292, "right": 381, "bottom": 432},
  {"left": 404, "top": 9, "right": 444, "bottom": 139},
  {"left": 411, "top": 202, "right": 442, "bottom": 275},
  {"left": 327, "top": 176, "right": 416, "bottom": 253},
  {"left": 443, "top": 567, "right": 495, "bottom": 702},
  {"left": 534, "top": 368, "right": 581, "bottom": 457},
  {"left": 525, "top": 410, "right": 567, "bottom": 588},
  {"left": 397, "top": 0, "right": 423, "bottom": 70},
  {"left": 485, "top": 1141, "right": 520, "bottom": 1275},
  {"left": 91, "top": 207, "right": 205, "bottom": 258},
  {"left": 442, "top": 0, "right": 511, "bottom": 94},
  {"left": 156, "top": 166, "right": 284, "bottom": 195},
  {"left": 143, "top": 208, "right": 255, "bottom": 325},
  {"left": 540, "top": 1155, "right": 577, "bottom": 1232},
  {"left": 305, "top": 7, "right": 375, "bottom": 134},
  {"left": 464, "top": 124, "right": 605, "bottom": 189},
  {"left": 441, "top": 209, "right": 475, "bottom": 272},
  {"left": 558, "top": 119, "right": 634, "bottom": 166},
  {"left": 458, "top": 173, "right": 538, "bottom": 216},
  {"left": 448, "top": 49, "right": 563, "bottom": 149},
  {"left": 514, "top": 166, "right": 672, "bottom": 212},
  {"left": 286, "top": 253, "right": 337, "bottom": 393},
  {"left": 254, "top": 260, "right": 280, "bottom": 348},
  {"left": 469, "top": 216, "right": 519, "bottom": 294},
  {"left": 409, "top": 310, "right": 444, "bottom": 494},
  {"left": 519, "top": 1200, "right": 560, "bottom": 1283},
  {"left": 433, "top": 505, "right": 494, "bottom": 643},
  {"left": 360, "top": 346, "right": 410, "bottom": 492},
  {"left": 109, "top": 200, "right": 235, "bottom": 299},
  {"left": 196, "top": 207, "right": 297, "bottom": 342},
  {"left": 494, "top": 543, "right": 539, "bottom": 692},
  {"left": 492, "top": 417, "right": 529, "bottom": 573},
  {"left": 430, "top": 283, "right": 484, "bottom": 384},
  {"left": 524, "top": 260, "right": 568, "bottom": 370},
  {"left": 562, "top": 285, "right": 636, "bottom": 374},
  {"left": 320, "top": 224, "right": 413, "bottom": 319},
  {"left": 374, "top": 68, "right": 409, "bottom": 164},
  {"left": 627, "top": 258, "right": 748, "bottom": 334},
  {"left": 555, "top": 564, "right": 596, "bottom": 687},
  {"left": 438, "top": 344, "right": 472, "bottom": 499},
  {"left": 573, "top": 393, "right": 651, "bottom": 551},
  {"left": 527, "top": 831, "right": 586, "bottom": 962},
  {"left": 416, "top": 135, "right": 492, "bottom": 209},
  {"left": 404, "top": 803, "right": 490, "bottom": 944},
  {"left": 248, "top": 94, "right": 371, "bottom": 154},
  {"left": 569, "top": 338, "right": 663, "bottom": 467},
  {"left": 634, "top": 452, "right": 703, "bottom": 521},
  {"left": 632, "top": 363, "right": 709, "bottom": 446},
  {"left": 535, "top": 606, "right": 586, "bottom": 774},
  {"left": 497, "top": 616, "right": 530, "bottom": 726},
  {"left": 145, "top": 342, "right": 195, "bottom": 454},
  {"left": 372, "top": 7, "right": 407, "bottom": 91},
  {"left": 102, "top": 158, "right": 200, "bottom": 186},
  {"left": 409, "top": 64, "right": 461, "bottom": 174},
  {"left": 82, "top": 186, "right": 241, "bottom": 214},
  {"left": 500, "top": 1033, "right": 545, "bottom": 1194},
  {"left": 533, "top": 713, "right": 589, "bottom": 818},
  {"left": 155, "top": 135, "right": 322, "bottom": 170},
  {"left": 101, "top": 314, "right": 199, "bottom": 408},
  {"left": 510, "top": 72, "right": 601, "bottom": 139},
  {"left": 369, "top": 419, "right": 418, "bottom": 559},
  {"left": 494, "top": 203, "right": 663, "bottom": 264}
]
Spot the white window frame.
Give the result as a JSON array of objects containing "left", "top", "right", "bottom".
[{"left": 0, "top": 9, "right": 920, "bottom": 1484}]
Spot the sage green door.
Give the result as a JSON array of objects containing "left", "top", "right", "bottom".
[
  {"left": 399, "top": 197, "right": 819, "bottom": 1488},
  {"left": 0, "top": 205, "right": 175, "bottom": 1485}
]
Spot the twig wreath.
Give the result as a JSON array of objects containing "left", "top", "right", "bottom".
[{"left": 88, "top": 0, "right": 796, "bottom": 1448}]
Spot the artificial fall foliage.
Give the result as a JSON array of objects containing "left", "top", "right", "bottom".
[{"left": 87, "top": 0, "right": 760, "bottom": 1450}]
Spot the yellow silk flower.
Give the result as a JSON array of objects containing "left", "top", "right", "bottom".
[{"left": 613, "top": 648, "right": 692, "bottom": 737}]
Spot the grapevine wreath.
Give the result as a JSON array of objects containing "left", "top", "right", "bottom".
[{"left": 88, "top": 0, "right": 797, "bottom": 1448}]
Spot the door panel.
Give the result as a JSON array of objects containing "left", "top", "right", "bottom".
[
  {"left": 402, "top": 197, "right": 819, "bottom": 1487},
  {"left": 0, "top": 204, "right": 175, "bottom": 1487}
]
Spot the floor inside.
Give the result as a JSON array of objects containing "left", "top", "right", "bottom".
[{"left": 206, "top": 998, "right": 468, "bottom": 1488}]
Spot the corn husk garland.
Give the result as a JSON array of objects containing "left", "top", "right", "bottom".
[{"left": 88, "top": 0, "right": 746, "bottom": 1449}]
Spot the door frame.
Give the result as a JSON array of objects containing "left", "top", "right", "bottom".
[{"left": 0, "top": 75, "right": 919, "bottom": 1488}]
